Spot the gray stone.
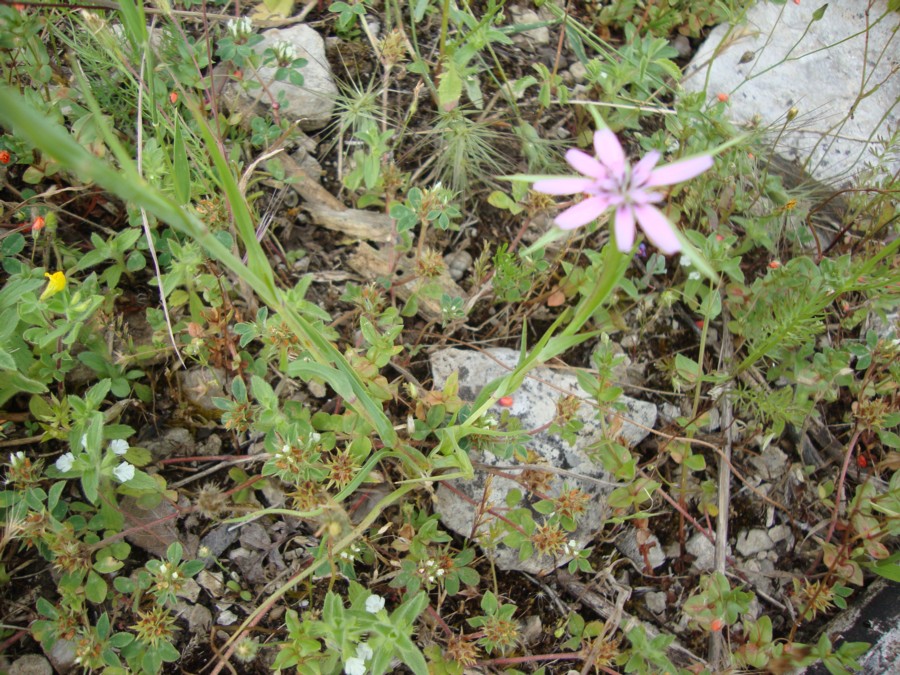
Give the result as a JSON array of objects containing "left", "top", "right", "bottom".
[
  {"left": 200, "top": 523, "right": 239, "bottom": 562},
  {"left": 748, "top": 445, "right": 789, "bottom": 481},
  {"left": 617, "top": 528, "right": 666, "bottom": 570},
  {"left": 686, "top": 532, "right": 717, "bottom": 571},
  {"left": 9, "top": 655, "right": 52, "bottom": 675},
  {"left": 142, "top": 426, "right": 195, "bottom": 461},
  {"left": 177, "top": 367, "right": 227, "bottom": 416},
  {"left": 671, "top": 35, "right": 692, "bottom": 59},
  {"left": 224, "top": 24, "right": 337, "bottom": 131},
  {"left": 431, "top": 348, "right": 657, "bottom": 574},
  {"left": 644, "top": 591, "right": 668, "bottom": 616},
  {"left": 682, "top": 2, "right": 900, "bottom": 183},
  {"left": 45, "top": 639, "right": 76, "bottom": 674},
  {"left": 509, "top": 7, "right": 550, "bottom": 48},
  {"left": 568, "top": 61, "right": 588, "bottom": 84},
  {"left": 238, "top": 521, "right": 272, "bottom": 551},
  {"left": 119, "top": 496, "right": 181, "bottom": 558},
  {"left": 735, "top": 528, "right": 775, "bottom": 557}
]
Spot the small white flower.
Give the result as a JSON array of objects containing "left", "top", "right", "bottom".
[
  {"left": 679, "top": 255, "right": 693, "bottom": 267},
  {"left": 344, "top": 656, "right": 366, "bottom": 675},
  {"left": 113, "top": 462, "right": 135, "bottom": 482},
  {"left": 10, "top": 451, "right": 25, "bottom": 467},
  {"left": 436, "top": 568, "right": 445, "bottom": 577},
  {"left": 356, "top": 642, "right": 374, "bottom": 661},
  {"left": 109, "top": 439, "right": 129, "bottom": 455},
  {"left": 273, "top": 40, "right": 296, "bottom": 63},
  {"left": 159, "top": 564, "right": 168, "bottom": 573},
  {"left": 688, "top": 271, "right": 702, "bottom": 281},
  {"left": 365, "top": 594, "right": 385, "bottom": 613},
  {"left": 56, "top": 452, "right": 75, "bottom": 473},
  {"left": 226, "top": 16, "right": 253, "bottom": 40}
]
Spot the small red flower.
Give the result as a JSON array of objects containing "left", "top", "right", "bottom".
[
  {"left": 695, "top": 320, "right": 704, "bottom": 329},
  {"left": 710, "top": 618, "right": 724, "bottom": 632},
  {"left": 13, "top": 3, "right": 25, "bottom": 10},
  {"left": 857, "top": 454, "right": 867, "bottom": 468},
  {"left": 716, "top": 92, "right": 729, "bottom": 103},
  {"left": 768, "top": 261, "right": 781, "bottom": 269},
  {"left": 232, "top": 69, "right": 243, "bottom": 80},
  {"left": 715, "top": 234, "right": 724, "bottom": 241},
  {"left": 31, "top": 216, "right": 45, "bottom": 232},
  {"left": 0, "top": 150, "right": 10, "bottom": 165},
  {"left": 169, "top": 91, "right": 178, "bottom": 104},
  {"left": 498, "top": 396, "right": 514, "bottom": 407}
]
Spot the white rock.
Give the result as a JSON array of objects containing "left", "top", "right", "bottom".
[
  {"left": 225, "top": 24, "right": 337, "bottom": 131},
  {"left": 736, "top": 528, "right": 775, "bottom": 557},
  {"left": 768, "top": 523, "right": 793, "bottom": 546},
  {"left": 431, "top": 348, "right": 658, "bottom": 574},
  {"left": 686, "top": 532, "right": 717, "bottom": 571},
  {"left": 682, "top": 2, "right": 900, "bottom": 182}
]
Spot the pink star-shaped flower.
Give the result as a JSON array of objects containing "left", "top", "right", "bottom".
[{"left": 533, "top": 129, "right": 713, "bottom": 254}]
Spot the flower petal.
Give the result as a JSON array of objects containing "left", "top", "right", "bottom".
[
  {"left": 564, "top": 148, "right": 607, "bottom": 179},
  {"left": 554, "top": 196, "right": 610, "bottom": 230},
  {"left": 632, "top": 150, "right": 661, "bottom": 186},
  {"left": 594, "top": 129, "right": 627, "bottom": 176},
  {"left": 646, "top": 155, "right": 713, "bottom": 187},
  {"left": 628, "top": 188, "right": 664, "bottom": 205},
  {"left": 634, "top": 204, "right": 681, "bottom": 254},
  {"left": 614, "top": 205, "right": 636, "bottom": 253},
  {"left": 532, "top": 177, "right": 596, "bottom": 195}
]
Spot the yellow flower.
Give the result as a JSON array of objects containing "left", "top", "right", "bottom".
[{"left": 40, "top": 271, "right": 67, "bottom": 300}]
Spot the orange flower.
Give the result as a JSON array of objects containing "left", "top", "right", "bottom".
[
  {"left": 0, "top": 150, "right": 10, "bottom": 165},
  {"left": 716, "top": 92, "right": 729, "bottom": 103},
  {"left": 498, "top": 396, "right": 514, "bottom": 407},
  {"left": 768, "top": 261, "right": 781, "bottom": 269},
  {"left": 710, "top": 618, "right": 724, "bottom": 632},
  {"left": 169, "top": 91, "right": 178, "bottom": 104},
  {"left": 31, "top": 216, "right": 45, "bottom": 232}
]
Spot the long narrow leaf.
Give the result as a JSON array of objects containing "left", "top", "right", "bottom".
[{"left": 0, "top": 86, "right": 398, "bottom": 447}]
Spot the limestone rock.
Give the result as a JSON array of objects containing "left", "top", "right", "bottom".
[
  {"left": 224, "top": 24, "right": 337, "bottom": 131},
  {"left": 431, "top": 348, "right": 657, "bottom": 574},
  {"left": 682, "top": 2, "right": 900, "bottom": 182}
]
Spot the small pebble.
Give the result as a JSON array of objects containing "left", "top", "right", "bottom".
[{"left": 671, "top": 35, "right": 692, "bottom": 59}]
